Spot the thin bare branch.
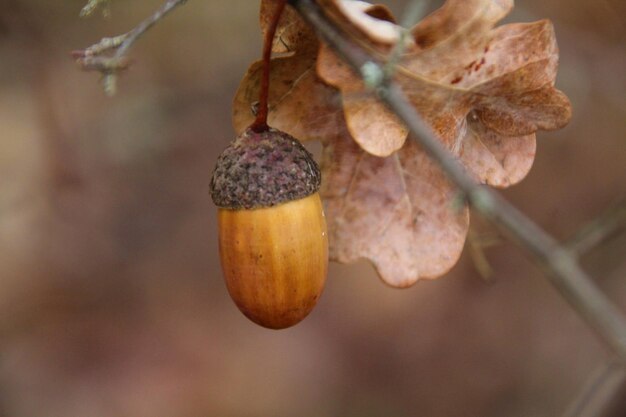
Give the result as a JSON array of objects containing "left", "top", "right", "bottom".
[
  {"left": 289, "top": 0, "right": 626, "bottom": 363},
  {"left": 75, "top": 0, "right": 188, "bottom": 95},
  {"left": 114, "top": 0, "right": 188, "bottom": 58},
  {"left": 73, "top": 34, "right": 127, "bottom": 58},
  {"left": 564, "top": 360, "right": 626, "bottom": 417},
  {"left": 566, "top": 199, "right": 626, "bottom": 257}
]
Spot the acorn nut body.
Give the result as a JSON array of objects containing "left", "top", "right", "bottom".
[{"left": 210, "top": 128, "right": 328, "bottom": 329}]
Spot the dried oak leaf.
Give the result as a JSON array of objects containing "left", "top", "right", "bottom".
[
  {"left": 318, "top": 0, "right": 572, "bottom": 186},
  {"left": 231, "top": 0, "right": 571, "bottom": 287},
  {"left": 321, "top": 130, "right": 469, "bottom": 287}
]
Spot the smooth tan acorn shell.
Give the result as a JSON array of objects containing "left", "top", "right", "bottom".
[{"left": 217, "top": 193, "right": 328, "bottom": 329}]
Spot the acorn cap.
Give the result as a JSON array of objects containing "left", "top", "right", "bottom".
[{"left": 210, "top": 127, "right": 321, "bottom": 210}]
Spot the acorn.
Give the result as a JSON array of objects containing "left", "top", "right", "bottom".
[{"left": 210, "top": 127, "right": 328, "bottom": 329}]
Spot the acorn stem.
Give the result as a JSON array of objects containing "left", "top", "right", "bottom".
[{"left": 250, "top": 0, "right": 287, "bottom": 133}]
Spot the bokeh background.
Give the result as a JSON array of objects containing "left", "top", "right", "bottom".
[{"left": 0, "top": 1, "right": 625, "bottom": 416}]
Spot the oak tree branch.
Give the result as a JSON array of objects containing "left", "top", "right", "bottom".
[{"left": 75, "top": 0, "right": 188, "bottom": 95}]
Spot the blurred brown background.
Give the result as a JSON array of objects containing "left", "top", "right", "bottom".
[{"left": 0, "top": 1, "right": 625, "bottom": 416}]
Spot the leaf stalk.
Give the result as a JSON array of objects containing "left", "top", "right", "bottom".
[{"left": 250, "top": 0, "right": 288, "bottom": 133}]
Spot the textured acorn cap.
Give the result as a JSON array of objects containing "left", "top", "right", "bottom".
[{"left": 210, "top": 127, "right": 321, "bottom": 210}]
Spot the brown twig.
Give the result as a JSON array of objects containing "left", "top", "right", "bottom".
[
  {"left": 250, "top": 0, "right": 287, "bottom": 133},
  {"left": 288, "top": 0, "right": 626, "bottom": 363},
  {"left": 75, "top": 0, "right": 188, "bottom": 95}
]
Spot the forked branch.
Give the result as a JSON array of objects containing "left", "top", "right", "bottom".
[{"left": 74, "top": 0, "right": 188, "bottom": 95}]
